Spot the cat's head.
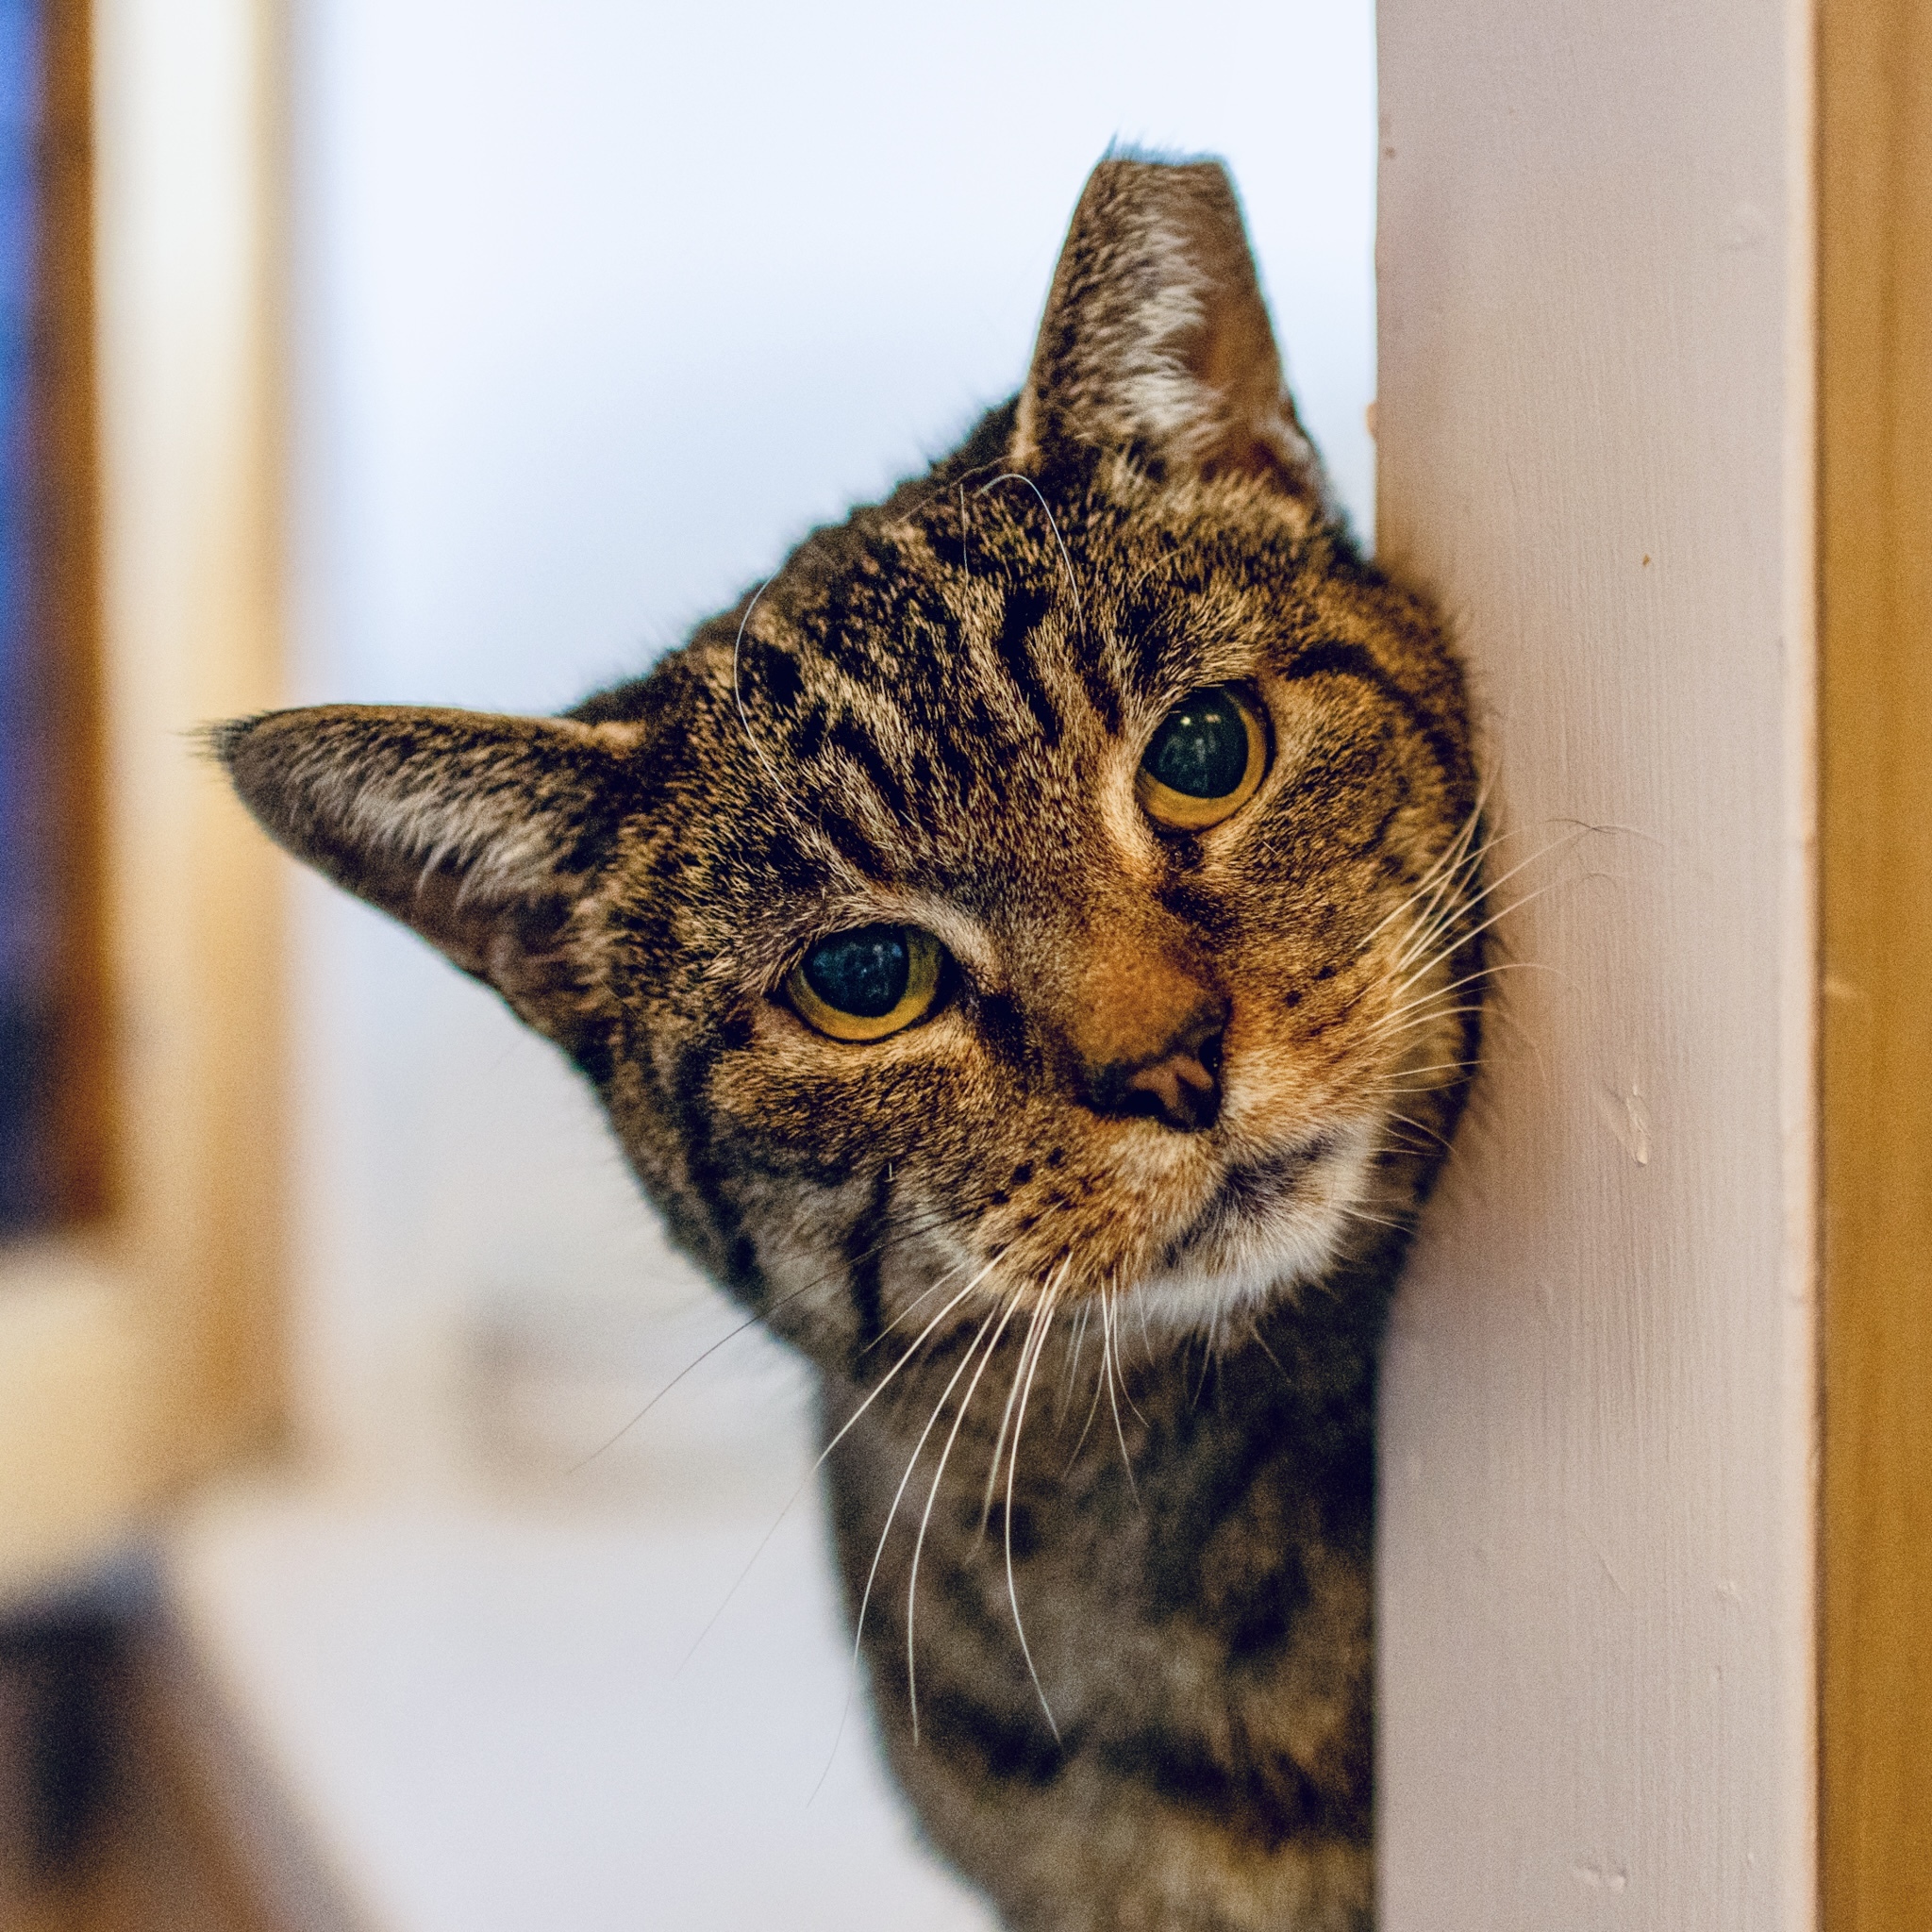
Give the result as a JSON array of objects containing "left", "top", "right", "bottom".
[{"left": 220, "top": 157, "right": 1481, "bottom": 1367}]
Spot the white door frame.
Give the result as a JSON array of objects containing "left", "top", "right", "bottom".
[{"left": 1376, "top": 2, "right": 1816, "bottom": 1924}]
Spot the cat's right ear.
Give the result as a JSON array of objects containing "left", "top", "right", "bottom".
[
  {"left": 213, "top": 705, "right": 638, "bottom": 1034},
  {"left": 1014, "top": 154, "right": 1324, "bottom": 508}
]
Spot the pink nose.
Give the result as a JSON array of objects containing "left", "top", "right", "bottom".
[{"left": 1087, "top": 1000, "right": 1226, "bottom": 1134}]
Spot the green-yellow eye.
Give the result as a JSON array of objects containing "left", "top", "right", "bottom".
[
  {"left": 1136, "top": 687, "right": 1268, "bottom": 830},
  {"left": 787, "top": 925, "right": 943, "bottom": 1042}
]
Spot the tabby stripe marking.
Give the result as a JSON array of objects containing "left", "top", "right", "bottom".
[
  {"left": 844, "top": 1165, "right": 893, "bottom": 1377},
  {"left": 992, "top": 584, "right": 1064, "bottom": 748},
  {"left": 1281, "top": 641, "right": 1465, "bottom": 780}
]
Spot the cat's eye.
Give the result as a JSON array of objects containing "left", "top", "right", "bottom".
[
  {"left": 1136, "top": 687, "right": 1268, "bottom": 830},
  {"left": 787, "top": 924, "right": 943, "bottom": 1042}
]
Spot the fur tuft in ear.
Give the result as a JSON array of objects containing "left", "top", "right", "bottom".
[
  {"left": 213, "top": 705, "right": 638, "bottom": 1039},
  {"left": 1015, "top": 155, "right": 1324, "bottom": 504}
]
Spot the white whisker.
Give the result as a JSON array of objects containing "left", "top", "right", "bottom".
[
  {"left": 680, "top": 1253, "right": 1002, "bottom": 1674},
  {"left": 1099, "top": 1289, "right": 1141, "bottom": 1504},
  {"left": 979, "top": 1257, "right": 1072, "bottom": 1534},
  {"left": 1356, "top": 797, "right": 1491, "bottom": 952},
  {"left": 1058, "top": 1297, "right": 1095, "bottom": 1423},
  {"left": 906, "top": 1291, "right": 1022, "bottom": 1742},
  {"left": 976, "top": 474, "right": 1084, "bottom": 635},
  {"left": 1384, "top": 878, "right": 1574, "bottom": 1005},
  {"left": 1004, "top": 1282, "right": 1063, "bottom": 1741},
  {"left": 1064, "top": 1313, "right": 1111, "bottom": 1474},
  {"left": 728, "top": 577, "right": 797, "bottom": 810}
]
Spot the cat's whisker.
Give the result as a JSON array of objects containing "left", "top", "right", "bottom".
[
  {"left": 1099, "top": 1288, "right": 1141, "bottom": 1505},
  {"left": 1371, "top": 958, "right": 1512, "bottom": 1025},
  {"left": 1369, "top": 1057, "right": 1484, "bottom": 1085},
  {"left": 567, "top": 1205, "right": 965, "bottom": 1473},
  {"left": 824, "top": 1256, "right": 1009, "bottom": 1473},
  {"left": 904, "top": 1291, "right": 1021, "bottom": 1744},
  {"left": 1003, "top": 1281, "right": 1063, "bottom": 1742},
  {"left": 1369, "top": 1078, "right": 1480, "bottom": 1106},
  {"left": 1246, "top": 1319, "right": 1293, "bottom": 1391},
  {"left": 1364, "top": 978, "right": 1484, "bottom": 1043},
  {"left": 727, "top": 575, "right": 801, "bottom": 813},
  {"left": 1384, "top": 875, "right": 1574, "bottom": 1001},
  {"left": 1386, "top": 956, "right": 1569, "bottom": 1029},
  {"left": 567, "top": 1302, "right": 779, "bottom": 1474},
  {"left": 975, "top": 474, "right": 1085, "bottom": 636},
  {"left": 676, "top": 1254, "right": 1006, "bottom": 1675},
  {"left": 979, "top": 1257, "right": 1073, "bottom": 1536},
  {"left": 1334, "top": 1200, "right": 1411, "bottom": 1236},
  {"left": 1364, "top": 961, "right": 1536, "bottom": 1050},
  {"left": 1375, "top": 985, "right": 1548, "bottom": 1075},
  {"left": 1383, "top": 827, "right": 1593, "bottom": 994},
  {"left": 1359, "top": 1004, "right": 1489, "bottom": 1055},
  {"left": 1399, "top": 814, "right": 1579, "bottom": 925},
  {"left": 857, "top": 1239, "right": 980, "bottom": 1357},
  {"left": 1367, "top": 790, "right": 1488, "bottom": 921},
  {"left": 1058, "top": 1296, "right": 1095, "bottom": 1425},
  {"left": 1382, "top": 874, "right": 1484, "bottom": 978},
  {"left": 1357, "top": 805, "right": 1498, "bottom": 958},
  {"left": 1383, "top": 1114, "right": 1457, "bottom": 1159},
  {"left": 1377, "top": 817, "right": 1587, "bottom": 982},
  {"left": 821, "top": 1289, "right": 1012, "bottom": 1793},
  {"left": 1063, "top": 1317, "right": 1112, "bottom": 1474},
  {"left": 1191, "top": 1322, "right": 1218, "bottom": 1408},
  {"left": 1359, "top": 810, "right": 1494, "bottom": 955},
  {"left": 1369, "top": 957, "right": 1547, "bottom": 1042},
  {"left": 1132, "top": 1292, "right": 1157, "bottom": 1378}
]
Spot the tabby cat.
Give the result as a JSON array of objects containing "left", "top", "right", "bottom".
[{"left": 219, "top": 156, "right": 1483, "bottom": 1932}]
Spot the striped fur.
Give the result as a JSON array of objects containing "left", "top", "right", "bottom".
[{"left": 220, "top": 157, "right": 1484, "bottom": 1930}]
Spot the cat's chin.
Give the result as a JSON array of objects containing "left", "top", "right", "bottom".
[{"left": 1121, "top": 1116, "right": 1388, "bottom": 1335}]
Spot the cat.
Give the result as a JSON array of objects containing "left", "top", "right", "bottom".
[{"left": 217, "top": 155, "right": 1483, "bottom": 1932}]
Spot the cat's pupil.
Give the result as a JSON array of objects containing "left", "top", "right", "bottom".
[
  {"left": 803, "top": 926, "right": 911, "bottom": 1018},
  {"left": 1145, "top": 691, "right": 1248, "bottom": 798}
]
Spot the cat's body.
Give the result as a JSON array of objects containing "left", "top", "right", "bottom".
[
  {"left": 824, "top": 1246, "right": 1388, "bottom": 1931},
  {"left": 219, "top": 158, "right": 1481, "bottom": 1931}
]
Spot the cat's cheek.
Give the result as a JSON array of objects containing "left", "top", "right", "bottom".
[{"left": 700, "top": 1016, "right": 976, "bottom": 1181}]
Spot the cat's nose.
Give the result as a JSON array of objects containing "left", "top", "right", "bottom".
[{"left": 1087, "top": 1000, "right": 1226, "bottom": 1134}]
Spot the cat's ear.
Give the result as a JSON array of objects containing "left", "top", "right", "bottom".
[
  {"left": 1014, "top": 155, "right": 1323, "bottom": 504},
  {"left": 214, "top": 705, "right": 637, "bottom": 1030}
]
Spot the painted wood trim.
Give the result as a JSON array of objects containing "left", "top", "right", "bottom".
[
  {"left": 1374, "top": 1, "right": 1816, "bottom": 1923},
  {"left": 1818, "top": 0, "right": 1932, "bottom": 1922}
]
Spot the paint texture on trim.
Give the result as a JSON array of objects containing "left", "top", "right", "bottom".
[{"left": 1376, "top": 0, "right": 1815, "bottom": 1924}]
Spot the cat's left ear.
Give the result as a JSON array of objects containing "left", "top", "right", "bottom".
[
  {"left": 1014, "top": 155, "right": 1324, "bottom": 506},
  {"left": 214, "top": 705, "right": 637, "bottom": 1041}
]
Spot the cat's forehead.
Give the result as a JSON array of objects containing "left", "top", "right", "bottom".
[
  {"left": 737, "top": 473, "right": 1320, "bottom": 734},
  {"left": 673, "top": 469, "right": 1356, "bottom": 927}
]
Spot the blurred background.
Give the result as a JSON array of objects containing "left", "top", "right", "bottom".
[{"left": 0, "top": 2, "right": 1374, "bottom": 1925}]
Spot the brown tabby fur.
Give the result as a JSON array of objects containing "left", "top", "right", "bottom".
[{"left": 217, "top": 157, "right": 1483, "bottom": 1931}]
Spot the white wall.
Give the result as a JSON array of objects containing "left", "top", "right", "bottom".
[
  {"left": 1376, "top": 1, "right": 1815, "bottom": 1925},
  {"left": 286, "top": 0, "right": 1378, "bottom": 1479}
]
